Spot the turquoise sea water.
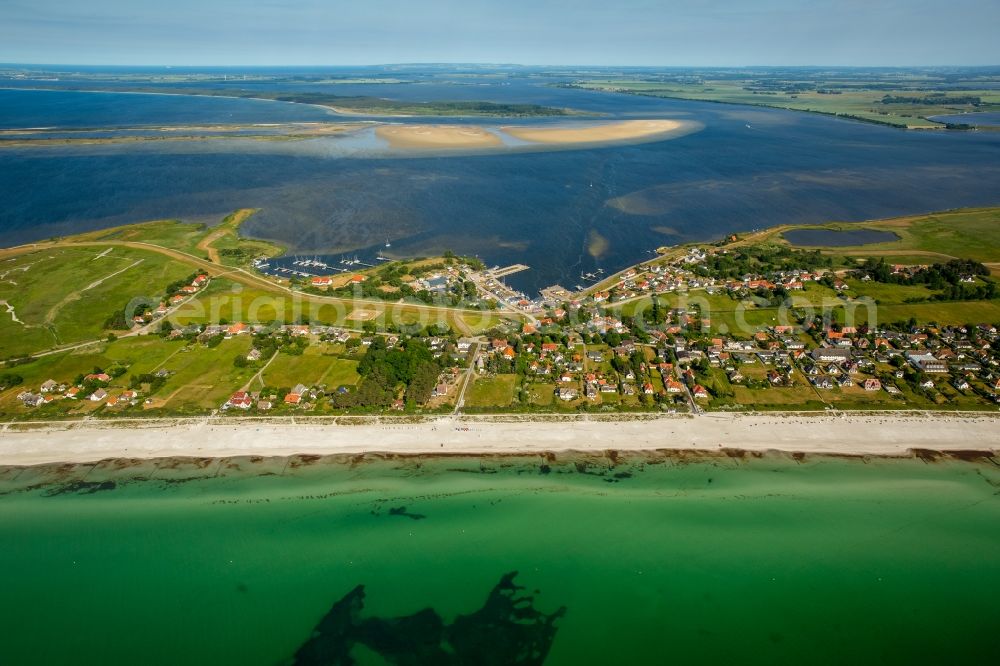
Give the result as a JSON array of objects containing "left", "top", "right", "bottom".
[{"left": 0, "top": 452, "right": 998, "bottom": 665}]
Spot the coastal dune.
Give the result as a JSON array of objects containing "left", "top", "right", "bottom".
[{"left": 1, "top": 413, "right": 997, "bottom": 466}]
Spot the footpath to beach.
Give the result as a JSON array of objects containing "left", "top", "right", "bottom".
[{"left": 1, "top": 412, "right": 998, "bottom": 465}]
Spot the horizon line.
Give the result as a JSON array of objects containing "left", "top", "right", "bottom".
[{"left": 3, "top": 61, "right": 1000, "bottom": 70}]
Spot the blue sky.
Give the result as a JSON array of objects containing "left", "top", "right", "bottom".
[{"left": 1, "top": 0, "right": 997, "bottom": 66}]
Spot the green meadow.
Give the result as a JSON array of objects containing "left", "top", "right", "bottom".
[
  {"left": 260, "top": 344, "right": 360, "bottom": 391},
  {"left": 0, "top": 245, "right": 193, "bottom": 356}
]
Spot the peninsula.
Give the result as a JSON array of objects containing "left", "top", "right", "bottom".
[{"left": 3, "top": 207, "right": 1000, "bottom": 453}]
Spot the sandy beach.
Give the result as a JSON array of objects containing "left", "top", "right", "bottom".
[
  {"left": 503, "top": 119, "right": 683, "bottom": 144},
  {"left": 1, "top": 413, "right": 997, "bottom": 465},
  {"left": 375, "top": 124, "right": 503, "bottom": 149}
]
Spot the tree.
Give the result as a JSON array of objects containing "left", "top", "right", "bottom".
[
  {"left": 463, "top": 281, "right": 478, "bottom": 300},
  {"left": 0, "top": 373, "right": 23, "bottom": 390}
]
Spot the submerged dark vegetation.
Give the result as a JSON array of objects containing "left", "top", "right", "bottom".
[{"left": 291, "top": 572, "right": 565, "bottom": 666}]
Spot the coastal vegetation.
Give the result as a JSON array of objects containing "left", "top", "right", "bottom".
[{"left": 561, "top": 67, "right": 1000, "bottom": 128}]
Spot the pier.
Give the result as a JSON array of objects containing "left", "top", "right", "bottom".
[{"left": 487, "top": 264, "right": 530, "bottom": 279}]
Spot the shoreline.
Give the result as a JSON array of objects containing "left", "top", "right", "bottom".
[{"left": 1, "top": 412, "right": 997, "bottom": 466}]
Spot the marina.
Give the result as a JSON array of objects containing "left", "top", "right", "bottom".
[{"left": 254, "top": 252, "right": 383, "bottom": 279}]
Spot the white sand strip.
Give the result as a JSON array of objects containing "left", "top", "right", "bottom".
[{"left": 1, "top": 413, "right": 997, "bottom": 465}]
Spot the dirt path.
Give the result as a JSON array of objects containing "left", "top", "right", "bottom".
[
  {"left": 195, "top": 208, "right": 257, "bottom": 264},
  {"left": 196, "top": 228, "right": 227, "bottom": 264},
  {"left": 0, "top": 300, "right": 22, "bottom": 325},
  {"left": 452, "top": 341, "right": 482, "bottom": 414},
  {"left": 241, "top": 350, "right": 279, "bottom": 392}
]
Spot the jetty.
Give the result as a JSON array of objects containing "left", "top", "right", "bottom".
[{"left": 486, "top": 264, "right": 530, "bottom": 279}]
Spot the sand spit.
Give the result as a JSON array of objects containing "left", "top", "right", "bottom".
[
  {"left": 503, "top": 119, "right": 684, "bottom": 145},
  {"left": 1, "top": 413, "right": 997, "bottom": 466},
  {"left": 375, "top": 124, "right": 503, "bottom": 149}
]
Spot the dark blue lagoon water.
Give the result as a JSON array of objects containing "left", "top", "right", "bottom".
[
  {"left": 2, "top": 81, "right": 1000, "bottom": 293},
  {"left": 928, "top": 112, "right": 1000, "bottom": 128},
  {"left": 0, "top": 88, "right": 337, "bottom": 129}
]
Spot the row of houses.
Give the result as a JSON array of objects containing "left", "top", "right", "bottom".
[
  {"left": 18, "top": 385, "right": 140, "bottom": 408},
  {"left": 133, "top": 274, "right": 209, "bottom": 326},
  {"left": 224, "top": 383, "right": 318, "bottom": 411}
]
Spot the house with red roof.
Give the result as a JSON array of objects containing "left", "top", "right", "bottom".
[{"left": 226, "top": 391, "right": 253, "bottom": 410}]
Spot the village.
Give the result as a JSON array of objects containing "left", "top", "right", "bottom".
[{"left": 9, "top": 235, "right": 1000, "bottom": 417}]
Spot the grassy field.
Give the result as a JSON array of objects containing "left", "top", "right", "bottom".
[
  {"left": 66, "top": 210, "right": 284, "bottom": 267},
  {"left": 873, "top": 300, "right": 1000, "bottom": 326},
  {"left": 169, "top": 276, "right": 506, "bottom": 335},
  {"left": 465, "top": 374, "right": 517, "bottom": 408},
  {"left": 261, "top": 345, "right": 360, "bottom": 390},
  {"left": 0, "top": 245, "right": 193, "bottom": 356},
  {"left": 523, "top": 381, "right": 555, "bottom": 407},
  {"left": 148, "top": 337, "right": 257, "bottom": 412},
  {"left": 67, "top": 219, "right": 210, "bottom": 256},
  {"left": 569, "top": 73, "right": 1000, "bottom": 129}
]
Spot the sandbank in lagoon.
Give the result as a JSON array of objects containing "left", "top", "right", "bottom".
[
  {"left": 375, "top": 124, "right": 503, "bottom": 149},
  {"left": 373, "top": 119, "right": 690, "bottom": 152},
  {"left": 503, "top": 119, "right": 684, "bottom": 145}
]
